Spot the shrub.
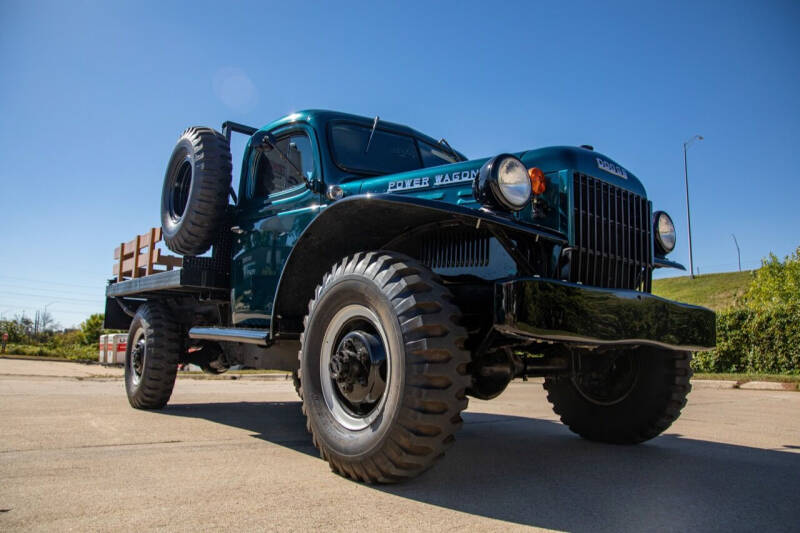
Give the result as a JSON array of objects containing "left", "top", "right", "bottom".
[
  {"left": 744, "top": 302, "right": 800, "bottom": 373},
  {"left": 692, "top": 302, "right": 800, "bottom": 374},
  {"left": 5, "top": 343, "right": 97, "bottom": 360},
  {"left": 80, "top": 314, "right": 105, "bottom": 346},
  {"left": 692, "top": 308, "right": 749, "bottom": 372}
]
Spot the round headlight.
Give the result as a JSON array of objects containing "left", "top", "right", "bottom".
[
  {"left": 473, "top": 154, "right": 532, "bottom": 211},
  {"left": 654, "top": 211, "right": 676, "bottom": 254}
]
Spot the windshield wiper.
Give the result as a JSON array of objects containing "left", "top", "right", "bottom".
[
  {"left": 438, "top": 138, "right": 463, "bottom": 162},
  {"left": 365, "top": 116, "right": 380, "bottom": 153}
]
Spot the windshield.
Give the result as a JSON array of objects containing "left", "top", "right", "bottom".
[{"left": 329, "top": 123, "right": 460, "bottom": 175}]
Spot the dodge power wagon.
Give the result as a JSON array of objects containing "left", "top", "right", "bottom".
[{"left": 104, "top": 110, "right": 716, "bottom": 483}]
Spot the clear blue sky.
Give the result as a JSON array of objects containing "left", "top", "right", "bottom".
[{"left": 1, "top": 0, "right": 798, "bottom": 328}]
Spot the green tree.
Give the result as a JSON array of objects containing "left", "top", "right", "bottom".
[
  {"left": 740, "top": 246, "right": 800, "bottom": 309},
  {"left": 80, "top": 314, "right": 105, "bottom": 346},
  {"left": 0, "top": 315, "right": 33, "bottom": 343}
]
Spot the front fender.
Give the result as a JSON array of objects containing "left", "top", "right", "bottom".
[{"left": 270, "top": 194, "right": 566, "bottom": 336}]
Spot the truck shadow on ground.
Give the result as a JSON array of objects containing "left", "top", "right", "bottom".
[{"left": 163, "top": 401, "right": 800, "bottom": 532}]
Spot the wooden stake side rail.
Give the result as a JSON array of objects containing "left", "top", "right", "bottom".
[{"left": 113, "top": 227, "right": 183, "bottom": 281}]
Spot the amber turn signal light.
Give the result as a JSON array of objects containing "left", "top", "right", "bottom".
[{"left": 528, "top": 167, "right": 546, "bottom": 195}]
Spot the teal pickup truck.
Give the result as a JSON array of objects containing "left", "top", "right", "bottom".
[{"left": 105, "top": 110, "right": 715, "bottom": 483}]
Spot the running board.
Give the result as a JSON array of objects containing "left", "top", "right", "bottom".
[{"left": 188, "top": 326, "right": 270, "bottom": 346}]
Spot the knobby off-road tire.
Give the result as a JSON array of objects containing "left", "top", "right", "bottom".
[
  {"left": 544, "top": 348, "right": 692, "bottom": 444},
  {"left": 125, "top": 302, "right": 182, "bottom": 409},
  {"left": 298, "top": 252, "right": 470, "bottom": 483},
  {"left": 161, "top": 127, "right": 232, "bottom": 256}
]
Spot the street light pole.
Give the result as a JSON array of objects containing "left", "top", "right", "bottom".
[
  {"left": 731, "top": 234, "right": 741, "bottom": 272},
  {"left": 683, "top": 134, "right": 703, "bottom": 279}
]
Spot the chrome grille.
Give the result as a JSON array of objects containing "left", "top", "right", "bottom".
[{"left": 571, "top": 173, "right": 652, "bottom": 291}]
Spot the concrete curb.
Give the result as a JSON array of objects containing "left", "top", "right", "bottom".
[
  {"left": 691, "top": 380, "right": 739, "bottom": 390},
  {"left": 738, "top": 381, "right": 798, "bottom": 391},
  {"left": 692, "top": 379, "right": 798, "bottom": 391}
]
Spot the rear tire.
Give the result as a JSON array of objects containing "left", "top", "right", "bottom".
[
  {"left": 298, "top": 252, "right": 470, "bottom": 483},
  {"left": 544, "top": 348, "right": 692, "bottom": 444},
  {"left": 125, "top": 302, "right": 182, "bottom": 409},
  {"left": 161, "top": 127, "right": 232, "bottom": 256}
]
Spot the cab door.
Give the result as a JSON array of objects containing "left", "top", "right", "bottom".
[{"left": 231, "top": 125, "right": 323, "bottom": 327}]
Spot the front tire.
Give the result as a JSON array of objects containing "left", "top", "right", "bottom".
[
  {"left": 299, "top": 252, "right": 470, "bottom": 483},
  {"left": 125, "top": 302, "right": 182, "bottom": 409},
  {"left": 544, "top": 348, "right": 692, "bottom": 444}
]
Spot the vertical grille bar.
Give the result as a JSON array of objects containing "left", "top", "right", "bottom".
[
  {"left": 591, "top": 179, "right": 596, "bottom": 285},
  {"left": 633, "top": 197, "right": 642, "bottom": 288},
  {"left": 614, "top": 187, "right": 621, "bottom": 288},
  {"left": 600, "top": 182, "right": 606, "bottom": 288},
  {"left": 576, "top": 174, "right": 584, "bottom": 283}
]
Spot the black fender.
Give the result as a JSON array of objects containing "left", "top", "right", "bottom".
[{"left": 270, "top": 193, "right": 566, "bottom": 336}]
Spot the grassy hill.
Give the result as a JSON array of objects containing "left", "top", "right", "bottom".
[{"left": 651, "top": 270, "right": 754, "bottom": 311}]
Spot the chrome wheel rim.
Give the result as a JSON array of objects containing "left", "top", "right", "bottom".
[{"left": 320, "top": 304, "right": 391, "bottom": 431}]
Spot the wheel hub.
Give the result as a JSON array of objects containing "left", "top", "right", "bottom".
[
  {"left": 169, "top": 158, "right": 192, "bottom": 221},
  {"left": 330, "top": 331, "right": 386, "bottom": 408},
  {"left": 572, "top": 350, "right": 639, "bottom": 406},
  {"left": 131, "top": 338, "right": 145, "bottom": 384},
  {"left": 319, "top": 304, "right": 392, "bottom": 430}
]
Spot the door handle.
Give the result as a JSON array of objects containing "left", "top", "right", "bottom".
[{"left": 231, "top": 226, "right": 245, "bottom": 234}]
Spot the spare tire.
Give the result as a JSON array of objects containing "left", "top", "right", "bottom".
[{"left": 161, "top": 127, "right": 232, "bottom": 256}]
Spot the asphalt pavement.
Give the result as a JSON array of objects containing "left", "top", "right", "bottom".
[{"left": 1, "top": 359, "right": 798, "bottom": 532}]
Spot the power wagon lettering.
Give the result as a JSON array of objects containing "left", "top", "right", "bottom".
[
  {"left": 434, "top": 169, "right": 478, "bottom": 186},
  {"left": 387, "top": 177, "right": 429, "bottom": 192},
  {"left": 387, "top": 169, "right": 478, "bottom": 192}
]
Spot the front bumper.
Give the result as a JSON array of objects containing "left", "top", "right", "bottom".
[{"left": 494, "top": 278, "right": 716, "bottom": 351}]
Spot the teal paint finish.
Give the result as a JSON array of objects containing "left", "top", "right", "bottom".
[
  {"left": 231, "top": 119, "right": 324, "bottom": 327},
  {"left": 519, "top": 146, "right": 646, "bottom": 197},
  {"left": 357, "top": 159, "right": 488, "bottom": 213},
  {"left": 231, "top": 186, "right": 323, "bottom": 326},
  {"left": 229, "top": 109, "right": 657, "bottom": 326}
]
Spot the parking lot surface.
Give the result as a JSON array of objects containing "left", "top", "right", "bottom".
[{"left": 1, "top": 359, "right": 798, "bottom": 532}]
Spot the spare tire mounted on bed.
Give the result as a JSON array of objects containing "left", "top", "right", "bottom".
[{"left": 161, "top": 127, "right": 232, "bottom": 256}]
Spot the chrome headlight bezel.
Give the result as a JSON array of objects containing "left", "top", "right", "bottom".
[
  {"left": 654, "top": 210, "right": 676, "bottom": 254},
  {"left": 473, "top": 154, "right": 532, "bottom": 211}
]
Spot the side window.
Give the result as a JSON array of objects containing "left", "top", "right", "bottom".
[{"left": 250, "top": 132, "right": 314, "bottom": 198}]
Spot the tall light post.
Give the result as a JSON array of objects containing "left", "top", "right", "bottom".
[
  {"left": 683, "top": 134, "right": 703, "bottom": 279},
  {"left": 731, "top": 234, "right": 741, "bottom": 272}
]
